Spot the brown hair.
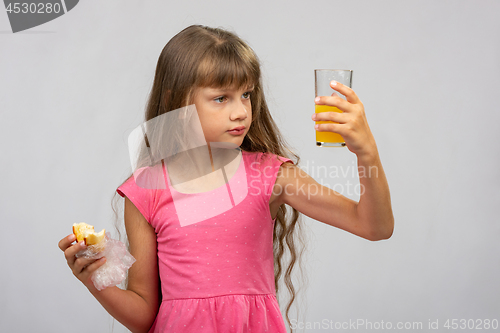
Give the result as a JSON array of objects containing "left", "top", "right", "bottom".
[{"left": 111, "top": 25, "right": 307, "bottom": 331}]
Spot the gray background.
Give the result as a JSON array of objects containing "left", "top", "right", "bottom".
[{"left": 1, "top": 1, "right": 499, "bottom": 332}]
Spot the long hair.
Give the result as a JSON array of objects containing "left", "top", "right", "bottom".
[{"left": 111, "top": 25, "right": 307, "bottom": 332}]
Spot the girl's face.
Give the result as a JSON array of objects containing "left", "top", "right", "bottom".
[{"left": 192, "top": 85, "right": 253, "bottom": 146}]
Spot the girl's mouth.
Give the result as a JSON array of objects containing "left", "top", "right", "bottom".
[
  {"left": 228, "top": 128, "right": 245, "bottom": 135},
  {"left": 228, "top": 126, "right": 245, "bottom": 136}
]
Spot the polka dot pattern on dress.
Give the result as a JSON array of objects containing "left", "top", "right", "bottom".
[{"left": 116, "top": 151, "right": 292, "bottom": 332}]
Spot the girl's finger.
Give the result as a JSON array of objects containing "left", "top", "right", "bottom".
[
  {"left": 315, "top": 122, "right": 343, "bottom": 134},
  {"left": 85, "top": 257, "right": 107, "bottom": 276},
  {"left": 329, "top": 81, "right": 360, "bottom": 104},
  {"left": 315, "top": 95, "right": 352, "bottom": 112},
  {"left": 75, "top": 258, "right": 107, "bottom": 286},
  {"left": 313, "top": 111, "right": 349, "bottom": 124},
  {"left": 58, "top": 234, "right": 76, "bottom": 252},
  {"left": 65, "top": 241, "right": 87, "bottom": 265},
  {"left": 73, "top": 257, "right": 99, "bottom": 276}
]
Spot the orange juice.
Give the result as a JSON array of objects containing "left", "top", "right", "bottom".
[{"left": 315, "top": 105, "right": 344, "bottom": 145}]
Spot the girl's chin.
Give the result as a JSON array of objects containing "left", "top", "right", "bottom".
[
  {"left": 205, "top": 136, "right": 245, "bottom": 147},
  {"left": 207, "top": 141, "right": 243, "bottom": 148}
]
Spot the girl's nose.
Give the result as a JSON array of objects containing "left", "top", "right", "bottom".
[{"left": 230, "top": 103, "right": 248, "bottom": 120}]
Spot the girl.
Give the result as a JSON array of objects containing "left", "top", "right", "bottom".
[{"left": 59, "top": 25, "right": 393, "bottom": 333}]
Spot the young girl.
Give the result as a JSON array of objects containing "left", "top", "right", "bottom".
[{"left": 59, "top": 25, "right": 394, "bottom": 333}]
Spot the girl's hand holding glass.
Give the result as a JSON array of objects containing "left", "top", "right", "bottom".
[{"left": 313, "top": 80, "right": 377, "bottom": 160}]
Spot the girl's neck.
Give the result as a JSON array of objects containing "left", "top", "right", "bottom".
[{"left": 165, "top": 144, "right": 241, "bottom": 187}]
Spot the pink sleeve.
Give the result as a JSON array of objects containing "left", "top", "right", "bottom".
[
  {"left": 116, "top": 176, "right": 155, "bottom": 223},
  {"left": 260, "top": 153, "right": 293, "bottom": 203}
]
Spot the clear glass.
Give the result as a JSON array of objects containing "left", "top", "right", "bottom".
[{"left": 314, "top": 69, "right": 353, "bottom": 147}]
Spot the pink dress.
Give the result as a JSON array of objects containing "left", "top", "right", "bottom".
[{"left": 116, "top": 150, "right": 292, "bottom": 333}]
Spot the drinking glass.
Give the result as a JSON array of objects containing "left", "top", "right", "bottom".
[{"left": 315, "top": 69, "right": 353, "bottom": 147}]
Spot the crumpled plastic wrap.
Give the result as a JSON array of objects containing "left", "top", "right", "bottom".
[{"left": 75, "top": 232, "right": 136, "bottom": 291}]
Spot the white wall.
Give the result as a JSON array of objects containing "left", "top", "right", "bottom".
[{"left": 1, "top": 1, "right": 499, "bottom": 332}]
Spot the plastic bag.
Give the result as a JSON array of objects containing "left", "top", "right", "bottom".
[{"left": 75, "top": 232, "right": 136, "bottom": 291}]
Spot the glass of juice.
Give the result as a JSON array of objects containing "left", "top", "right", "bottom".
[{"left": 314, "top": 69, "right": 353, "bottom": 147}]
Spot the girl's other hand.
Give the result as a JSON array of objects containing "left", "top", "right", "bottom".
[
  {"left": 312, "top": 81, "right": 377, "bottom": 159},
  {"left": 58, "top": 234, "right": 107, "bottom": 290}
]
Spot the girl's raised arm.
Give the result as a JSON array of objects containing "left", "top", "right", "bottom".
[
  {"left": 275, "top": 157, "right": 393, "bottom": 241},
  {"left": 272, "top": 81, "right": 394, "bottom": 241},
  {"left": 59, "top": 196, "right": 160, "bottom": 332}
]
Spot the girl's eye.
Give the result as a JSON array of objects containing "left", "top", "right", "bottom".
[{"left": 214, "top": 91, "right": 251, "bottom": 103}]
